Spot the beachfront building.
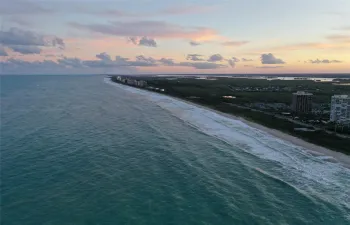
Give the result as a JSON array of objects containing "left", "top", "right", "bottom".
[
  {"left": 120, "top": 77, "right": 148, "bottom": 88},
  {"left": 292, "top": 91, "right": 313, "bottom": 113},
  {"left": 136, "top": 80, "right": 148, "bottom": 87},
  {"left": 126, "top": 78, "right": 136, "bottom": 86},
  {"left": 330, "top": 95, "right": 350, "bottom": 124}
]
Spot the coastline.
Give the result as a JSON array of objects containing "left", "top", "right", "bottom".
[
  {"left": 169, "top": 96, "right": 350, "bottom": 166},
  {"left": 172, "top": 96, "right": 350, "bottom": 167},
  {"left": 108, "top": 78, "right": 350, "bottom": 168}
]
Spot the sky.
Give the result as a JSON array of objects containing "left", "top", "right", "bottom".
[{"left": 0, "top": 0, "right": 349, "bottom": 74}]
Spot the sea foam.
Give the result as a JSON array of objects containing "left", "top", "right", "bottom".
[{"left": 104, "top": 78, "right": 350, "bottom": 211}]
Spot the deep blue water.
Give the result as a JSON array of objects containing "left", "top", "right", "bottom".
[{"left": 1, "top": 75, "right": 350, "bottom": 225}]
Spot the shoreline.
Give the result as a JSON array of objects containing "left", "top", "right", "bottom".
[
  {"left": 172, "top": 96, "right": 350, "bottom": 167},
  {"left": 108, "top": 78, "right": 350, "bottom": 167}
]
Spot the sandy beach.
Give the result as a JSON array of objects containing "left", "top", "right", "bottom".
[{"left": 172, "top": 96, "right": 350, "bottom": 168}]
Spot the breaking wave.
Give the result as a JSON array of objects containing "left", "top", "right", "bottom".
[{"left": 105, "top": 78, "right": 350, "bottom": 213}]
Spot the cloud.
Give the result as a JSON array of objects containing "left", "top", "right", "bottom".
[
  {"left": 0, "top": 0, "right": 52, "bottom": 15},
  {"left": 208, "top": 54, "right": 224, "bottom": 62},
  {"left": 189, "top": 41, "right": 201, "bottom": 46},
  {"left": 179, "top": 54, "right": 231, "bottom": 69},
  {"left": 1, "top": 59, "right": 63, "bottom": 73},
  {"left": 226, "top": 57, "right": 240, "bottom": 68},
  {"left": 326, "top": 34, "right": 350, "bottom": 43},
  {"left": 256, "top": 66, "right": 284, "bottom": 69},
  {"left": 0, "top": 28, "right": 47, "bottom": 46},
  {"left": 221, "top": 41, "right": 249, "bottom": 47},
  {"left": 334, "top": 26, "right": 350, "bottom": 31},
  {"left": 70, "top": 21, "right": 217, "bottom": 40},
  {"left": 231, "top": 57, "right": 240, "bottom": 62},
  {"left": 160, "top": 5, "right": 215, "bottom": 15},
  {"left": 83, "top": 59, "right": 116, "bottom": 68},
  {"left": 139, "top": 37, "right": 157, "bottom": 47},
  {"left": 0, "top": 47, "right": 9, "bottom": 56},
  {"left": 273, "top": 42, "right": 330, "bottom": 51},
  {"left": 9, "top": 45, "right": 42, "bottom": 54},
  {"left": 129, "top": 37, "right": 157, "bottom": 47},
  {"left": 271, "top": 35, "right": 350, "bottom": 52},
  {"left": 0, "top": 58, "right": 135, "bottom": 74},
  {"left": 57, "top": 57, "right": 84, "bottom": 68},
  {"left": 227, "top": 60, "right": 236, "bottom": 68},
  {"left": 242, "top": 58, "right": 253, "bottom": 62},
  {"left": 89, "top": 5, "right": 215, "bottom": 17},
  {"left": 135, "top": 55, "right": 157, "bottom": 64},
  {"left": 1, "top": 52, "right": 230, "bottom": 74},
  {"left": 85, "top": 55, "right": 156, "bottom": 68},
  {"left": 64, "top": 54, "right": 158, "bottom": 68},
  {"left": 128, "top": 61, "right": 157, "bottom": 67},
  {"left": 306, "top": 59, "right": 343, "bottom": 64},
  {"left": 324, "top": 11, "right": 350, "bottom": 16},
  {"left": 260, "top": 53, "right": 285, "bottom": 64},
  {"left": 159, "top": 58, "right": 175, "bottom": 66},
  {"left": 115, "top": 56, "right": 129, "bottom": 63},
  {"left": 128, "top": 37, "right": 139, "bottom": 45},
  {"left": 52, "top": 37, "right": 65, "bottom": 49},
  {"left": 96, "top": 52, "right": 112, "bottom": 61},
  {"left": 0, "top": 27, "right": 65, "bottom": 55},
  {"left": 97, "top": 55, "right": 157, "bottom": 67},
  {"left": 179, "top": 62, "right": 226, "bottom": 69},
  {"left": 8, "top": 17, "right": 33, "bottom": 26},
  {"left": 186, "top": 54, "right": 204, "bottom": 61},
  {"left": 95, "top": 9, "right": 135, "bottom": 17}
]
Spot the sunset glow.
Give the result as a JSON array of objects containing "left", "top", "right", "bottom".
[{"left": 1, "top": 0, "right": 349, "bottom": 74}]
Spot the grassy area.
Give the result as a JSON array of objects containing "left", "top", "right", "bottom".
[{"left": 143, "top": 77, "right": 350, "bottom": 103}]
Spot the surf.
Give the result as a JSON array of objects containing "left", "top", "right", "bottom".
[{"left": 104, "top": 77, "right": 350, "bottom": 212}]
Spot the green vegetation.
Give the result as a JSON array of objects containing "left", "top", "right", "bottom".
[
  {"left": 143, "top": 77, "right": 350, "bottom": 103},
  {"left": 112, "top": 76, "right": 350, "bottom": 154}
]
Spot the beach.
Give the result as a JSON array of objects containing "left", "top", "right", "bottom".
[
  {"left": 108, "top": 77, "right": 350, "bottom": 168},
  {"left": 174, "top": 97, "right": 350, "bottom": 167}
]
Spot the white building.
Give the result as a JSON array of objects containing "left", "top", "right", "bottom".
[
  {"left": 137, "top": 80, "right": 147, "bottom": 87},
  {"left": 330, "top": 95, "right": 350, "bottom": 124}
]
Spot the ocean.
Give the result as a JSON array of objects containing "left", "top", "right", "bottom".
[{"left": 1, "top": 75, "right": 350, "bottom": 225}]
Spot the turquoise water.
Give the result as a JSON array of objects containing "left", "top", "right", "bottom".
[{"left": 1, "top": 75, "right": 350, "bottom": 225}]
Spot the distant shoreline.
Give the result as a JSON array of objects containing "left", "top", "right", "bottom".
[
  {"left": 108, "top": 77, "right": 350, "bottom": 168},
  {"left": 105, "top": 73, "right": 350, "bottom": 78}
]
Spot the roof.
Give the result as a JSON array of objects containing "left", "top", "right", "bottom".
[
  {"left": 332, "top": 95, "right": 350, "bottom": 99},
  {"left": 293, "top": 91, "right": 313, "bottom": 95}
]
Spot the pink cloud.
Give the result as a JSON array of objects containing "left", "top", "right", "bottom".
[
  {"left": 268, "top": 34, "right": 350, "bottom": 52},
  {"left": 327, "top": 34, "right": 350, "bottom": 43},
  {"left": 85, "top": 5, "right": 217, "bottom": 18},
  {"left": 221, "top": 41, "right": 249, "bottom": 47},
  {"left": 70, "top": 21, "right": 218, "bottom": 41},
  {"left": 160, "top": 5, "right": 216, "bottom": 15},
  {"left": 270, "top": 41, "right": 350, "bottom": 52},
  {"left": 61, "top": 37, "right": 133, "bottom": 60}
]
